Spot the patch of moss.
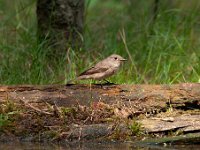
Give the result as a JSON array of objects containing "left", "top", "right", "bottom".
[
  {"left": 61, "top": 107, "right": 76, "bottom": 116},
  {"left": 0, "top": 101, "right": 21, "bottom": 131},
  {"left": 0, "top": 114, "right": 10, "bottom": 128}
]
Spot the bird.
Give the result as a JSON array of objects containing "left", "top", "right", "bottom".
[{"left": 67, "top": 54, "right": 126, "bottom": 84}]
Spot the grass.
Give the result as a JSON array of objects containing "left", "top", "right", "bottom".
[{"left": 1, "top": 0, "right": 200, "bottom": 84}]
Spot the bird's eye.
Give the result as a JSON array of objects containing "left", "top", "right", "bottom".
[{"left": 114, "top": 57, "right": 117, "bottom": 60}]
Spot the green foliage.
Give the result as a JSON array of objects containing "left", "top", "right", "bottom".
[
  {"left": 0, "top": 101, "right": 20, "bottom": 129},
  {"left": 128, "top": 120, "right": 142, "bottom": 136},
  {"left": 1, "top": 0, "right": 200, "bottom": 84},
  {"left": 0, "top": 114, "right": 10, "bottom": 128},
  {"left": 0, "top": 111, "right": 17, "bottom": 129}
]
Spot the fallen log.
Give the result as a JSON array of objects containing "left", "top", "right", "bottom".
[
  {"left": 0, "top": 83, "right": 200, "bottom": 110},
  {"left": 0, "top": 83, "right": 199, "bottom": 142}
]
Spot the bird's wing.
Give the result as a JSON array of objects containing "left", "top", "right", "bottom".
[{"left": 78, "top": 66, "right": 109, "bottom": 76}]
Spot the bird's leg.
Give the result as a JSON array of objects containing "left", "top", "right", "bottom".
[
  {"left": 100, "top": 80, "right": 104, "bottom": 88},
  {"left": 93, "top": 80, "right": 104, "bottom": 88}
]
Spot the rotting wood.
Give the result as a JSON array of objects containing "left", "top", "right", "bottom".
[
  {"left": 0, "top": 83, "right": 199, "bottom": 111},
  {"left": 138, "top": 114, "right": 200, "bottom": 133},
  {"left": 0, "top": 83, "right": 199, "bottom": 142}
]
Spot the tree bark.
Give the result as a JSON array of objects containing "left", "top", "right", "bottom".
[
  {"left": 153, "top": 0, "right": 159, "bottom": 21},
  {"left": 36, "top": 0, "right": 84, "bottom": 51}
]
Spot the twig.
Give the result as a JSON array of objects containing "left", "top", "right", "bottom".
[{"left": 20, "top": 99, "right": 53, "bottom": 115}]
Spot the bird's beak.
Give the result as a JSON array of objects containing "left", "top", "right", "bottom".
[{"left": 120, "top": 58, "right": 127, "bottom": 61}]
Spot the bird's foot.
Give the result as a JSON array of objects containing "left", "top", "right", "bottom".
[
  {"left": 94, "top": 80, "right": 116, "bottom": 89},
  {"left": 103, "top": 79, "right": 116, "bottom": 85}
]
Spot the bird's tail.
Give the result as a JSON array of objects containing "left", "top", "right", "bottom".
[
  {"left": 66, "top": 76, "right": 87, "bottom": 85},
  {"left": 66, "top": 77, "right": 81, "bottom": 85}
]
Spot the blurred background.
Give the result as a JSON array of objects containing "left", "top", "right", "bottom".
[{"left": 1, "top": 0, "right": 200, "bottom": 84}]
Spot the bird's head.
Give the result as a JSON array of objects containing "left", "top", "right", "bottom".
[{"left": 107, "top": 54, "right": 127, "bottom": 67}]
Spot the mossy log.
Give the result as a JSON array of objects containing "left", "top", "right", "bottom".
[{"left": 0, "top": 83, "right": 199, "bottom": 142}]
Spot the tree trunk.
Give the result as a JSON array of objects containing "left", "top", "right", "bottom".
[
  {"left": 36, "top": 0, "right": 84, "bottom": 51},
  {"left": 153, "top": 0, "right": 159, "bottom": 21}
]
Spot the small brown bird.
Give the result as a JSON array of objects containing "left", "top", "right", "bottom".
[{"left": 67, "top": 54, "right": 126, "bottom": 84}]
